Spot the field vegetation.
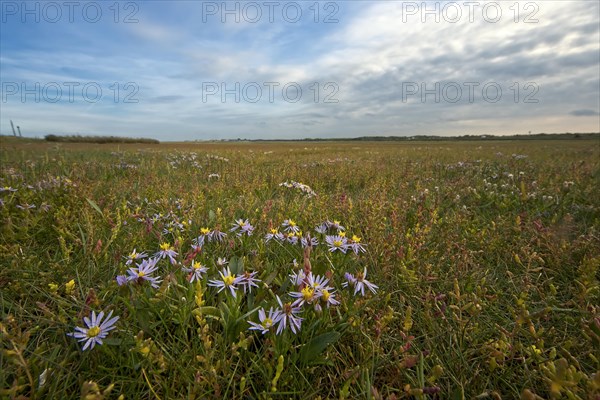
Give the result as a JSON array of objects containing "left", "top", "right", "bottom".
[{"left": 1, "top": 137, "right": 599, "bottom": 399}]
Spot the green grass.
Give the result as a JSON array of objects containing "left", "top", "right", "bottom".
[{"left": 1, "top": 139, "right": 599, "bottom": 399}]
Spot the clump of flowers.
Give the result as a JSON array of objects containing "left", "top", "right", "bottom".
[
  {"left": 230, "top": 218, "right": 255, "bottom": 236},
  {"left": 77, "top": 217, "right": 377, "bottom": 361},
  {"left": 279, "top": 181, "right": 317, "bottom": 198}
]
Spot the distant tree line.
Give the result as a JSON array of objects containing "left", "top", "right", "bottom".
[
  {"left": 44, "top": 135, "right": 159, "bottom": 144},
  {"left": 266, "top": 133, "right": 599, "bottom": 142}
]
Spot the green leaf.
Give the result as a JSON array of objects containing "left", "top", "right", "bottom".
[
  {"left": 193, "top": 306, "right": 219, "bottom": 318},
  {"left": 86, "top": 198, "right": 104, "bottom": 218},
  {"left": 263, "top": 270, "right": 279, "bottom": 286},
  {"left": 230, "top": 256, "right": 244, "bottom": 275},
  {"left": 300, "top": 331, "right": 341, "bottom": 364}
]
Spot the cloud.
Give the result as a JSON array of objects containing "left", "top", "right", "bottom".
[
  {"left": 1, "top": 1, "right": 599, "bottom": 139},
  {"left": 570, "top": 109, "right": 600, "bottom": 117}
]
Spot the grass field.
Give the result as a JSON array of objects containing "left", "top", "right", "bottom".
[{"left": 1, "top": 137, "right": 599, "bottom": 399}]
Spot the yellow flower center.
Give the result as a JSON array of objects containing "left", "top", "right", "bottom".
[
  {"left": 201, "top": 227, "right": 210, "bottom": 235},
  {"left": 289, "top": 220, "right": 296, "bottom": 226},
  {"left": 160, "top": 243, "right": 171, "bottom": 251},
  {"left": 262, "top": 318, "right": 273, "bottom": 329},
  {"left": 129, "top": 251, "right": 138, "bottom": 258},
  {"left": 87, "top": 326, "right": 101, "bottom": 338},
  {"left": 270, "top": 228, "right": 278, "bottom": 234},
  {"left": 192, "top": 262, "right": 202, "bottom": 270},
  {"left": 322, "top": 289, "right": 330, "bottom": 301},
  {"left": 240, "top": 221, "right": 246, "bottom": 227},
  {"left": 339, "top": 231, "right": 346, "bottom": 237},
  {"left": 223, "top": 274, "right": 235, "bottom": 286},
  {"left": 333, "top": 240, "right": 343, "bottom": 247},
  {"left": 138, "top": 271, "right": 146, "bottom": 278},
  {"left": 352, "top": 235, "right": 361, "bottom": 242},
  {"left": 301, "top": 287, "right": 314, "bottom": 301}
]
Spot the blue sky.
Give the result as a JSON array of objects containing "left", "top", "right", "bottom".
[{"left": 1, "top": 0, "right": 599, "bottom": 140}]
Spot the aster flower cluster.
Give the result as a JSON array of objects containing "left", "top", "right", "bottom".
[
  {"left": 279, "top": 181, "right": 317, "bottom": 198},
  {"left": 289, "top": 271, "right": 340, "bottom": 311},
  {"left": 264, "top": 219, "right": 366, "bottom": 254},
  {"left": 68, "top": 216, "right": 377, "bottom": 350},
  {"left": 246, "top": 265, "right": 374, "bottom": 336}
]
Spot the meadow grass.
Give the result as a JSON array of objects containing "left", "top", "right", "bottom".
[{"left": 1, "top": 138, "right": 599, "bottom": 399}]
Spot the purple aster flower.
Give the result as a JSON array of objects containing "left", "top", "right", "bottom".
[
  {"left": 230, "top": 218, "right": 255, "bottom": 236},
  {"left": 289, "top": 269, "right": 307, "bottom": 287},
  {"left": 327, "top": 220, "right": 345, "bottom": 231},
  {"left": 126, "top": 258, "right": 162, "bottom": 288},
  {"left": 182, "top": 261, "right": 209, "bottom": 283},
  {"left": 301, "top": 234, "right": 319, "bottom": 248},
  {"left": 342, "top": 272, "right": 356, "bottom": 289},
  {"left": 290, "top": 285, "right": 321, "bottom": 308},
  {"left": 325, "top": 235, "right": 349, "bottom": 253},
  {"left": 239, "top": 270, "right": 261, "bottom": 294},
  {"left": 67, "top": 310, "right": 119, "bottom": 351},
  {"left": 307, "top": 273, "right": 330, "bottom": 291},
  {"left": 343, "top": 268, "right": 378, "bottom": 296},
  {"left": 124, "top": 248, "right": 148, "bottom": 266},
  {"left": 315, "top": 222, "right": 328, "bottom": 234},
  {"left": 353, "top": 268, "right": 378, "bottom": 296},
  {"left": 216, "top": 257, "right": 228, "bottom": 266},
  {"left": 248, "top": 307, "right": 279, "bottom": 335},
  {"left": 155, "top": 242, "right": 178, "bottom": 265},
  {"left": 286, "top": 233, "right": 299, "bottom": 245},
  {"left": 348, "top": 235, "right": 367, "bottom": 254},
  {"left": 265, "top": 228, "right": 285, "bottom": 243},
  {"left": 210, "top": 229, "right": 227, "bottom": 242},
  {"left": 319, "top": 288, "right": 340, "bottom": 309},
  {"left": 282, "top": 219, "right": 300, "bottom": 233},
  {"left": 273, "top": 296, "right": 303, "bottom": 335},
  {"left": 208, "top": 266, "right": 244, "bottom": 297}
]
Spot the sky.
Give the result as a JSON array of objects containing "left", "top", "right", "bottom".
[{"left": 1, "top": 0, "right": 599, "bottom": 140}]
